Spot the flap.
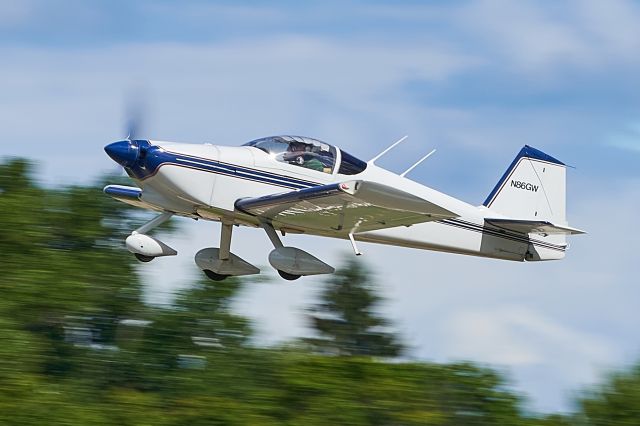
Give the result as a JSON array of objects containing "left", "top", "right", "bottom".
[
  {"left": 485, "top": 218, "right": 586, "bottom": 236},
  {"left": 235, "top": 180, "right": 457, "bottom": 234}
]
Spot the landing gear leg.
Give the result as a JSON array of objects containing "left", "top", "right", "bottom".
[
  {"left": 261, "top": 221, "right": 283, "bottom": 250},
  {"left": 219, "top": 220, "right": 233, "bottom": 261},
  {"left": 202, "top": 220, "right": 233, "bottom": 281},
  {"left": 261, "top": 221, "right": 301, "bottom": 280},
  {"left": 134, "top": 211, "right": 174, "bottom": 235}
]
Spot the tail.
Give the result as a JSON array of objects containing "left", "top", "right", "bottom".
[
  {"left": 483, "top": 145, "right": 583, "bottom": 261},
  {"left": 483, "top": 145, "right": 567, "bottom": 223}
]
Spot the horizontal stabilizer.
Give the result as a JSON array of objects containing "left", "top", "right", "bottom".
[
  {"left": 485, "top": 218, "right": 586, "bottom": 236},
  {"left": 235, "top": 180, "right": 457, "bottom": 234}
]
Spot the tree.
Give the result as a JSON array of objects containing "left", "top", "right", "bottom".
[
  {"left": 134, "top": 276, "right": 254, "bottom": 375},
  {"left": 305, "top": 258, "right": 403, "bottom": 357},
  {"left": 0, "top": 159, "right": 148, "bottom": 376},
  {"left": 577, "top": 363, "right": 640, "bottom": 425}
]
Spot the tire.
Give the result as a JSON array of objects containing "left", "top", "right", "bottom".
[
  {"left": 134, "top": 253, "right": 155, "bottom": 263},
  {"left": 278, "top": 270, "right": 301, "bottom": 281},
  {"left": 204, "top": 270, "right": 229, "bottom": 281}
]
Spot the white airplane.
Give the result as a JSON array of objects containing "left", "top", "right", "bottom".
[{"left": 104, "top": 134, "right": 584, "bottom": 281}]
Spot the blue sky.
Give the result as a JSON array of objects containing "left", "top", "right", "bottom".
[{"left": 1, "top": 0, "right": 640, "bottom": 413}]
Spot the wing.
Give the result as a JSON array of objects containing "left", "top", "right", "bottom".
[
  {"left": 103, "top": 185, "right": 154, "bottom": 210},
  {"left": 485, "top": 218, "right": 586, "bottom": 236},
  {"left": 103, "top": 185, "right": 200, "bottom": 216},
  {"left": 235, "top": 180, "right": 458, "bottom": 234}
]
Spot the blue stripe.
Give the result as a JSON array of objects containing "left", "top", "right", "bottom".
[
  {"left": 123, "top": 144, "right": 321, "bottom": 190},
  {"left": 172, "top": 156, "right": 311, "bottom": 189},
  {"left": 174, "top": 151, "right": 320, "bottom": 187},
  {"left": 483, "top": 145, "right": 565, "bottom": 207},
  {"left": 441, "top": 218, "right": 566, "bottom": 252},
  {"left": 212, "top": 159, "right": 318, "bottom": 187}
]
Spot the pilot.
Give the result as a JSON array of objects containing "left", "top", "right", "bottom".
[{"left": 286, "top": 142, "right": 325, "bottom": 172}]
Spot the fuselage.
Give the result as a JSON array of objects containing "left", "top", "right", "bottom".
[{"left": 106, "top": 137, "right": 566, "bottom": 262}]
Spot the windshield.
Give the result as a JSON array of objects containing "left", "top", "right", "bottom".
[
  {"left": 244, "top": 136, "right": 336, "bottom": 174},
  {"left": 338, "top": 149, "right": 367, "bottom": 175}
]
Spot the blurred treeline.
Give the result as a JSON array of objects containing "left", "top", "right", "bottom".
[{"left": 0, "top": 158, "right": 638, "bottom": 425}]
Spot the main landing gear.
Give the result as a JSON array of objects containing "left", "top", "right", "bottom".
[
  {"left": 261, "top": 221, "right": 334, "bottom": 281},
  {"left": 194, "top": 219, "right": 260, "bottom": 281},
  {"left": 195, "top": 220, "right": 334, "bottom": 281}
]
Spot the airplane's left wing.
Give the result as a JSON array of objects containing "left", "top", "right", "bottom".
[{"left": 235, "top": 180, "right": 457, "bottom": 234}]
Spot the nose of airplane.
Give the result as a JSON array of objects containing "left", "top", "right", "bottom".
[{"left": 104, "top": 140, "right": 139, "bottom": 167}]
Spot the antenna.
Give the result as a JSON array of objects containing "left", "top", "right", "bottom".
[
  {"left": 400, "top": 149, "right": 436, "bottom": 177},
  {"left": 368, "top": 135, "right": 408, "bottom": 165}
]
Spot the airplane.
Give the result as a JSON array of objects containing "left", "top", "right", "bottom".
[{"left": 103, "top": 134, "right": 585, "bottom": 281}]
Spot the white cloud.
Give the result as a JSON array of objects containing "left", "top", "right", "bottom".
[
  {"left": 0, "top": 37, "right": 478, "bottom": 185},
  {"left": 456, "top": 0, "right": 640, "bottom": 73},
  {"left": 606, "top": 122, "right": 640, "bottom": 153},
  {"left": 444, "top": 306, "right": 614, "bottom": 371},
  {"left": 147, "top": 2, "right": 287, "bottom": 23},
  {"left": 459, "top": 0, "right": 592, "bottom": 71},
  {"left": 575, "top": 0, "right": 640, "bottom": 59},
  {"left": 0, "top": 0, "right": 34, "bottom": 28}
]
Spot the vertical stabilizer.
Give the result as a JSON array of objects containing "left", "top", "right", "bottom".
[{"left": 484, "top": 145, "right": 567, "bottom": 224}]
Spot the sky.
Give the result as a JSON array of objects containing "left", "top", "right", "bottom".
[{"left": 1, "top": 0, "right": 640, "bottom": 413}]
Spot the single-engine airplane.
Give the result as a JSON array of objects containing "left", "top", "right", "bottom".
[{"left": 104, "top": 134, "right": 584, "bottom": 281}]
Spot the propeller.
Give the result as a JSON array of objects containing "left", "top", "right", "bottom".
[
  {"left": 105, "top": 91, "right": 149, "bottom": 175},
  {"left": 124, "top": 94, "right": 146, "bottom": 142}
]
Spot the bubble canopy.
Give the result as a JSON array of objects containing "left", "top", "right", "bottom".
[{"left": 243, "top": 135, "right": 367, "bottom": 175}]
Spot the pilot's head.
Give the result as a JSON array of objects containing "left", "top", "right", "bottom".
[{"left": 289, "top": 142, "right": 308, "bottom": 152}]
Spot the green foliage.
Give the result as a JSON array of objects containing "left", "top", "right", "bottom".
[
  {"left": 260, "top": 354, "right": 526, "bottom": 425},
  {"left": 577, "top": 364, "right": 640, "bottom": 425},
  {"left": 0, "top": 160, "right": 145, "bottom": 378},
  {"left": 305, "top": 258, "right": 404, "bottom": 357}
]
